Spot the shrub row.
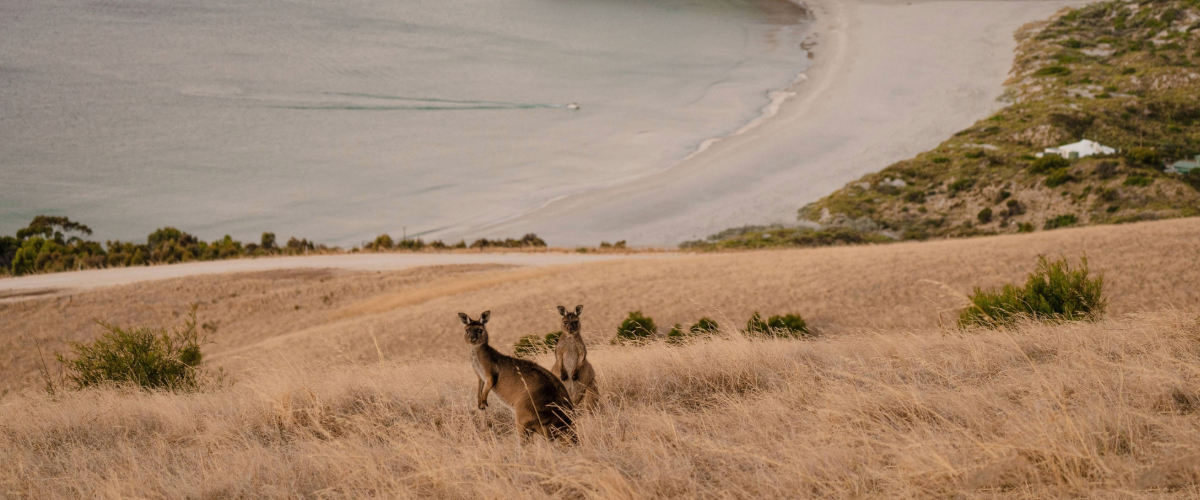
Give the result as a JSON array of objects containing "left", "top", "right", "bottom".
[{"left": 2, "top": 216, "right": 322, "bottom": 276}]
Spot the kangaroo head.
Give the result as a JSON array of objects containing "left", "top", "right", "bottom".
[
  {"left": 557, "top": 305, "right": 583, "bottom": 334},
  {"left": 458, "top": 310, "right": 490, "bottom": 346}
]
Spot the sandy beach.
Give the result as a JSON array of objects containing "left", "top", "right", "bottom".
[{"left": 469, "top": 0, "right": 1093, "bottom": 246}]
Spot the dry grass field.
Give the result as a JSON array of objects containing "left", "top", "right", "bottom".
[
  {"left": 3, "top": 312, "right": 1200, "bottom": 497},
  {"left": 2, "top": 218, "right": 1200, "bottom": 497},
  {"left": 3, "top": 218, "right": 1200, "bottom": 392}
]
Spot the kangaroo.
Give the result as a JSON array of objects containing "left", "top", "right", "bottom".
[
  {"left": 551, "top": 305, "right": 598, "bottom": 410},
  {"left": 459, "top": 311, "right": 575, "bottom": 442}
]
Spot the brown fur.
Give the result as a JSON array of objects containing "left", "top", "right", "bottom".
[
  {"left": 458, "top": 311, "right": 575, "bottom": 442},
  {"left": 551, "top": 305, "right": 599, "bottom": 410}
]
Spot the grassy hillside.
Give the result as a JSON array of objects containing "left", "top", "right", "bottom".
[
  {"left": 692, "top": 0, "right": 1200, "bottom": 249},
  {"left": 4, "top": 219, "right": 1200, "bottom": 497},
  {"left": 4, "top": 217, "right": 1200, "bottom": 394},
  {"left": 4, "top": 311, "right": 1200, "bottom": 497}
]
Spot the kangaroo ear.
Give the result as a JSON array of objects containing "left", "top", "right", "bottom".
[
  {"left": 557, "top": 305, "right": 567, "bottom": 316},
  {"left": 458, "top": 312, "right": 470, "bottom": 325},
  {"left": 480, "top": 310, "right": 491, "bottom": 324},
  {"left": 575, "top": 304, "right": 583, "bottom": 316}
]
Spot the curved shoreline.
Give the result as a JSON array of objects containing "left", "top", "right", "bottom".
[
  {"left": 468, "top": 0, "right": 1096, "bottom": 247},
  {"left": 455, "top": 4, "right": 819, "bottom": 236}
]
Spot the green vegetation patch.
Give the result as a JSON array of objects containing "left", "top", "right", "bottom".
[
  {"left": 681, "top": 226, "right": 893, "bottom": 251},
  {"left": 746, "top": 312, "right": 812, "bottom": 338},
  {"left": 53, "top": 307, "right": 221, "bottom": 392},
  {"left": 613, "top": 311, "right": 658, "bottom": 344},
  {"left": 958, "top": 256, "right": 1106, "bottom": 329},
  {"left": 513, "top": 331, "right": 562, "bottom": 358},
  {"left": 787, "top": 0, "right": 1200, "bottom": 245}
]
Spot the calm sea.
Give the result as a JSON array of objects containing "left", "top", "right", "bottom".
[{"left": 1, "top": 0, "right": 810, "bottom": 246}]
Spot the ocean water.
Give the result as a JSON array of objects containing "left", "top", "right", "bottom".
[{"left": 0, "top": 0, "right": 810, "bottom": 246}]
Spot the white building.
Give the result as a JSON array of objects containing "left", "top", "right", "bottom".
[{"left": 1035, "top": 139, "right": 1116, "bottom": 159}]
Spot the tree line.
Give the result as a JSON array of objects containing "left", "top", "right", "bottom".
[{"left": 0, "top": 216, "right": 321, "bottom": 276}]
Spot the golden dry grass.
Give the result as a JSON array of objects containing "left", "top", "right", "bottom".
[
  {"left": 4, "top": 219, "right": 1200, "bottom": 497},
  {"left": 4, "top": 311, "right": 1200, "bottom": 498},
  {"left": 3, "top": 217, "right": 1200, "bottom": 393}
]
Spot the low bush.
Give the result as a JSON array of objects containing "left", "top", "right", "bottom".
[
  {"left": 1185, "top": 169, "right": 1200, "bottom": 191},
  {"left": 469, "top": 234, "right": 548, "bottom": 250},
  {"left": 1094, "top": 161, "right": 1118, "bottom": 179},
  {"left": 1006, "top": 199, "right": 1025, "bottom": 216},
  {"left": 1029, "top": 155, "right": 1070, "bottom": 174},
  {"left": 746, "top": 312, "right": 812, "bottom": 338},
  {"left": 372, "top": 234, "right": 395, "bottom": 250},
  {"left": 1125, "top": 147, "right": 1161, "bottom": 168},
  {"left": 55, "top": 307, "right": 217, "bottom": 392},
  {"left": 1045, "top": 169, "right": 1075, "bottom": 187},
  {"left": 948, "top": 178, "right": 976, "bottom": 194},
  {"left": 613, "top": 311, "right": 657, "bottom": 344},
  {"left": 513, "top": 331, "right": 561, "bottom": 358},
  {"left": 690, "top": 317, "right": 719, "bottom": 335},
  {"left": 1044, "top": 214, "right": 1078, "bottom": 230},
  {"left": 669, "top": 317, "right": 720, "bottom": 344},
  {"left": 1033, "top": 65, "right": 1071, "bottom": 76},
  {"left": 958, "top": 256, "right": 1105, "bottom": 328},
  {"left": 1123, "top": 174, "right": 1153, "bottom": 187},
  {"left": 977, "top": 208, "right": 993, "bottom": 224}
]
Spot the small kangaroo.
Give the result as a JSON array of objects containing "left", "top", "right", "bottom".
[
  {"left": 459, "top": 310, "right": 575, "bottom": 441},
  {"left": 551, "top": 305, "right": 598, "bottom": 410}
]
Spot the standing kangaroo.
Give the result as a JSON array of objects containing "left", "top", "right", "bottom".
[
  {"left": 459, "top": 311, "right": 575, "bottom": 442},
  {"left": 551, "top": 305, "right": 598, "bottom": 410}
]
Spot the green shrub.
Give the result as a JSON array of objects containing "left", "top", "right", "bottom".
[
  {"left": 1033, "top": 65, "right": 1071, "bottom": 77},
  {"left": 1006, "top": 199, "right": 1025, "bottom": 216},
  {"left": 666, "top": 324, "right": 687, "bottom": 344},
  {"left": 56, "top": 307, "right": 215, "bottom": 391},
  {"left": 958, "top": 256, "right": 1105, "bottom": 328},
  {"left": 691, "top": 317, "right": 719, "bottom": 335},
  {"left": 1123, "top": 174, "right": 1153, "bottom": 187},
  {"left": 373, "top": 234, "right": 395, "bottom": 250},
  {"left": 978, "top": 207, "right": 994, "bottom": 224},
  {"left": 1045, "top": 169, "right": 1075, "bottom": 187},
  {"left": 1184, "top": 169, "right": 1200, "bottom": 191},
  {"left": 1018, "top": 222, "right": 1035, "bottom": 233},
  {"left": 767, "top": 314, "right": 811, "bottom": 338},
  {"left": 903, "top": 228, "right": 930, "bottom": 241},
  {"left": 746, "top": 311, "right": 769, "bottom": 334},
  {"left": 949, "top": 178, "right": 976, "bottom": 194},
  {"left": 1044, "top": 214, "right": 1078, "bottom": 230},
  {"left": 613, "top": 311, "right": 657, "bottom": 344},
  {"left": 1029, "top": 155, "right": 1070, "bottom": 174},
  {"left": 513, "top": 331, "right": 562, "bottom": 358},
  {"left": 1125, "top": 147, "right": 1161, "bottom": 167},
  {"left": 747, "top": 312, "right": 812, "bottom": 338},
  {"left": 1094, "top": 161, "right": 1119, "bottom": 179},
  {"left": 0, "top": 235, "right": 19, "bottom": 273},
  {"left": 668, "top": 316, "right": 719, "bottom": 344},
  {"left": 10, "top": 237, "right": 43, "bottom": 276}
]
